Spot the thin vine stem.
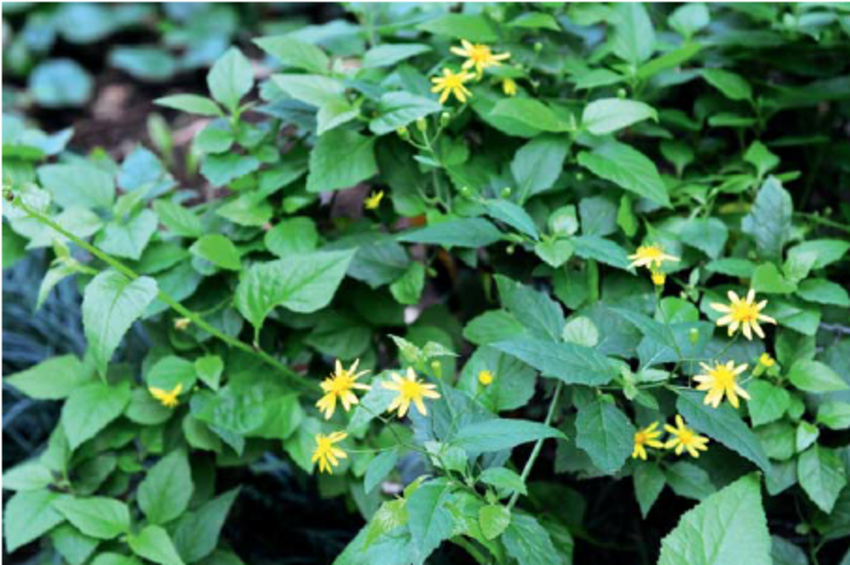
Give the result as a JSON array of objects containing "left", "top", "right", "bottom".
[
  {"left": 11, "top": 195, "right": 313, "bottom": 394},
  {"left": 507, "top": 380, "right": 564, "bottom": 510}
]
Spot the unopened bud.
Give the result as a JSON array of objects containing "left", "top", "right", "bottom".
[
  {"left": 507, "top": 245, "right": 515, "bottom": 255},
  {"left": 534, "top": 42, "right": 543, "bottom": 53},
  {"left": 416, "top": 117, "right": 428, "bottom": 132},
  {"left": 430, "top": 360, "right": 442, "bottom": 378},
  {"left": 617, "top": 88, "right": 627, "bottom": 99},
  {"left": 688, "top": 328, "right": 699, "bottom": 345},
  {"left": 575, "top": 172, "right": 585, "bottom": 182},
  {"left": 459, "top": 185, "right": 472, "bottom": 198},
  {"left": 440, "top": 112, "right": 451, "bottom": 127},
  {"left": 397, "top": 126, "right": 409, "bottom": 139},
  {"left": 174, "top": 318, "right": 191, "bottom": 331},
  {"left": 500, "top": 186, "right": 512, "bottom": 198}
]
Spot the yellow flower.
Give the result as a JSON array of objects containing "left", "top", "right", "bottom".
[
  {"left": 431, "top": 68, "right": 476, "bottom": 104},
  {"left": 450, "top": 39, "right": 511, "bottom": 75},
  {"left": 759, "top": 353, "right": 775, "bottom": 367},
  {"left": 502, "top": 78, "right": 517, "bottom": 97},
  {"left": 478, "top": 370, "right": 493, "bottom": 386},
  {"left": 694, "top": 361, "right": 750, "bottom": 409},
  {"left": 627, "top": 244, "right": 680, "bottom": 270},
  {"left": 316, "top": 359, "right": 371, "bottom": 420},
  {"left": 381, "top": 367, "right": 441, "bottom": 418},
  {"left": 651, "top": 271, "right": 666, "bottom": 286},
  {"left": 364, "top": 190, "right": 384, "bottom": 210},
  {"left": 632, "top": 422, "right": 664, "bottom": 460},
  {"left": 149, "top": 383, "right": 183, "bottom": 408},
  {"left": 664, "top": 415, "right": 709, "bottom": 458},
  {"left": 311, "top": 431, "right": 348, "bottom": 474},
  {"left": 710, "top": 289, "right": 777, "bottom": 340},
  {"left": 174, "top": 318, "right": 191, "bottom": 331}
]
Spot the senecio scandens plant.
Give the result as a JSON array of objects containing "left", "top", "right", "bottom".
[{"left": 3, "top": 3, "right": 850, "bottom": 564}]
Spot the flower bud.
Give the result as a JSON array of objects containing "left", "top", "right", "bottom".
[
  {"left": 397, "top": 126, "right": 409, "bottom": 139},
  {"left": 500, "top": 186, "right": 512, "bottom": 198},
  {"left": 459, "top": 185, "right": 472, "bottom": 198},
  {"left": 534, "top": 42, "right": 543, "bottom": 53},
  {"left": 174, "top": 318, "right": 191, "bottom": 331},
  {"left": 440, "top": 112, "right": 451, "bottom": 127},
  {"left": 430, "top": 360, "right": 442, "bottom": 379},
  {"left": 416, "top": 117, "right": 428, "bottom": 133},
  {"left": 575, "top": 172, "right": 585, "bottom": 182},
  {"left": 651, "top": 271, "right": 666, "bottom": 287},
  {"left": 688, "top": 327, "right": 700, "bottom": 345},
  {"left": 478, "top": 370, "right": 493, "bottom": 386},
  {"left": 617, "top": 88, "right": 627, "bottom": 99}
]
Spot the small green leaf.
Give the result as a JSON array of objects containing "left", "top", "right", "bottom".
[
  {"left": 306, "top": 129, "right": 377, "bottom": 193},
  {"left": 797, "top": 445, "right": 847, "bottom": 513},
  {"left": 152, "top": 200, "right": 203, "bottom": 238},
  {"left": 701, "top": 68, "right": 753, "bottom": 101},
  {"left": 452, "top": 418, "right": 566, "bottom": 453},
  {"left": 254, "top": 35, "right": 329, "bottom": 74},
  {"left": 128, "top": 525, "right": 185, "bottom": 565},
  {"left": 634, "top": 464, "right": 666, "bottom": 517},
  {"left": 576, "top": 398, "right": 635, "bottom": 474},
  {"left": 4, "top": 490, "right": 65, "bottom": 552},
  {"left": 369, "top": 92, "right": 442, "bottom": 135},
  {"left": 173, "top": 488, "right": 240, "bottom": 564},
  {"left": 577, "top": 141, "right": 670, "bottom": 207},
  {"left": 407, "top": 479, "right": 455, "bottom": 560},
  {"left": 747, "top": 381, "right": 790, "bottom": 426},
  {"left": 53, "top": 497, "right": 131, "bottom": 540},
  {"left": 363, "top": 44, "right": 432, "bottom": 68},
  {"left": 37, "top": 162, "right": 115, "bottom": 210},
  {"left": 742, "top": 177, "right": 793, "bottom": 261},
  {"left": 479, "top": 468, "right": 527, "bottom": 496},
  {"left": 207, "top": 47, "right": 254, "bottom": 113},
  {"left": 5, "top": 355, "right": 91, "bottom": 400},
  {"left": 788, "top": 360, "right": 848, "bottom": 393},
  {"left": 154, "top": 94, "right": 222, "bottom": 117},
  {"left": 492, "top": 337, "right": 617, "bottom": 386},
  {"left": 195, "top": 356, "right": 224, "bottom": 391},
  {"left": 398, "top": 218, "right": 503, "bottom": 248},
  {"left": 138, "top": 450, "right": 194, "bottom": 525},
  {"left": 61, "top": 381, "right": 132, "bottom": 450},
  {"left": 417, "top": 14, "right": 498, "bottom": 42},
  {"left": 190, "top": 234, "right": 242, "bottom": 271},
  {"left": 389, "top": 262, "right": 425, "bottom": 306},
  {"left": 582, "top": 98, "right": 657, "bottom": 135},
  {"left": 364, "top": 449, "right": 399, "bottom": 494},
  {"left": 479, "top": 505, "right": 511, "bottom": 540}
]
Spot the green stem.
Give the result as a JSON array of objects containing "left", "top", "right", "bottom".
[
  {"left": 794, "top": 212, "right": 850, "bottom": 235},
  {"left": 13, "top": 197, "right": 312, "bottom": 393},
  {"left": 507, "top": 381, "right": 563, "bottom": 510}
]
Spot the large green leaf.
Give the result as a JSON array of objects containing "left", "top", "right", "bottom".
[
  {"left": 207, "top": 47, "right": 253, "bottom": 113},
  {"left": 306, "top": 129, "right": 377, "bottom": 193},
  {"left": 742, "top": 177, "right": 793, "bottom": 261},
  {"left": 492, "top": 337, "right": 618, "bottom": 386},
  {"left": 495, "top": 275, "right": 564, "bottom": 342},
  {"left": 676, "top": 390, "right": 771, "bottom": 472},
  {"left": 5, "top": 354, "right": 92, "bottom": 399},
  {"left": 581, "top": 99, "right": 657, "bottom": 135},
  {"left": 53, "top": 497, "right": 131, "bottom": 540},
  {"left": 511, "top": 135, "right": 570, "bottom": 200},
  {"left": 398, "top": 218, "right": 503, "bottom": 248},
  {"left": 37, "top": 162, "right": 115, "bottom": 210},
  {"left": 128, "top": 525, "right": 185, "bottom": 565},
  {"left": 701, "top": 68, "right": 753, "bottom": 101},
  {"left": 417, "top": 14, "right": 498, "bottom": 42},
  {"left": 152, "top": 200, "right": 203, "bottom": 238},
  {"left": 502, "top": 513, "right": 564, "bottom": 565},
  {"left": 82, "top": 270, "right": 159, "bottom": 375},
  {"left": 4, "top": 489, "right": 65, "bottom": 552},
  {"left": 254, "top": 35, "right": 329, "bottom": 74},
  {"left": 189, "top": 234, "right": 241, "bottom": 271},
  {"left": 575, "top": 398, "right": 635, "bottom": 474},
  {"left": 577, "top": 141, "right": 670, "bottom": 207},
  {"left": 137, "top": 450, "right": 194, "bottom": 525},
  {"left": 788, "top": 360, "right": 848, "bottom": 393},
  {"left": 451, "top": 418, "right": 566, "bottom": 453},
  {"left": 235, "top": 250, "right": 355, "bottom": 333},
  {"left": 798, "top": 445, "right": 847, "bottom": 513},
  {"left": 61, "top": 381, "right": 132, "bottom": 450},
  {"left": 612, "top": 2, "right": 656, "bottom": 64},
  {"left": 407, "top": 479, "right": 455, "bottom": 562},
  {"left": 369, "top": 92, "right": 442, "bottom": 135},
  {"left": 658, "top": 474, "right": 770, "bottom": 565},
  {"left": 173, "top": 488, "right": 240, "bottom": 564}
]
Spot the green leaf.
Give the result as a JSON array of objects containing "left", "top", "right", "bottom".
[
  {"left": 635, "top": 43, "right": 702, "bottom": 80},
  {"left": 216, "top": 194, "right": 273, "bottom": 227},
  {"left": 752, "top": 263, "right": 797, "bottom": 294},
  {"left": 495, "top": 275, "right": 565, "bottom": 342},
  {"left": 502, "top": 513, "right": 563, "bottom": 565},
  {"left": 235, "top": 250, "right": 355, "bottom": 332},
  {"left": 190, "top": 234, "right": 242, "bottom": 271},
  {"left": 152, "top": 200, "right": 203, "bottom": 238},
  {"left": 490, "top": 98, "right": 573, "bottom": 133},
  {"left": 680, "top": 218, "right": 728, "bottom": 259},
  {"left": 254, "top": 35, "right": 329, "bottom": 74},
  {"left": 796, "top": 278, "right": 850, "bottom": 307},
  {"left": 195, "top": 356, "right": 224, "bottom": 391},
  {"left": 271, "top": 74, "right": 345, "bottom": 107},
  {"left": 788, "top": 360, "right": 848, "bottom": 393},
  {"left": 458, "top": 346, "right": 536, "bottom": 412},
  {"left": 200, "top": 154, "right": 261, "bottom": 188},
  {"left": 742, "top": 177, "right": 793, "bottom": 261},
  {"left": 128, "top": 525, "right": 185, "bottom": 565},
  {"left": 97, "top": 209, "right": 158, "bottom": 261},
  {"left": 50, "top": 523, "right": 100, "bottom": 565},
  {"left": 463, "top": 310, "right": 526, "bottom": 347},
  {"left": 658, "top": 474, "right": 770, "bottom": 565},
  {"left": 369, "top": 92, "right": 442, "bottom": 135},
  {"left": 29, "top": 59, "right": 94, "bottom": 108},
  {"left": 705, "top": 258, "right": 757, "bottom": 278},
  {"left": 363, "top": 44, "right": 432, "bottom": 68},
  {"left": 786, "top": 239, "right": 849, "bottom": 270},
  {"left": 633, "top": 464, "right": 665, "bottom": 517},
  {"left": 173, "top": 488, "right": 240, "bottom": 564},
  {"left": 4, "top": 490, "right": 65, "bottom": 552},
  {"left": 207, "top": 47, "right": 253, "bottom": 113},
  {"left": 264, "top": 217, "right": 318, "bottom": 257},
  {"left": 37, "top": 162, "right": 115, "bottom": 210},
  {"left": 407, "top": 479, "right": 455, "bottom": 560},
  {"left": 577, "top": 141, "right": 670, "bottom": 207},
  {"left": 479, "top": 505, "right": 511, "bottom": 540},
  {"left": 306, "top": 129, "right": 377, "bottom": 193},
  {"left": 317, "top": 99, "right": 359, "bottom": 135},
  {"left": 452, "top": 418, "right": 566, "bottom": 453},
  {"left": 91, "top": 553, "right": 142, "bottom": 565},
  {"left": 666, "top": 461, "right": 715, "bottom": 501},
  {"left": 417, "top": 14, "right": 498, "bottom": 42},
  {"left": 612, "top": 3, "right": 656, "bottom": 64},
  {"left": 534, "top": 239, "right": 574, "bottom": 268},
  {"left": 575, "top": 398, "right": 635, "bottom": 474},
  {"left": 5, "top": 354, "right": 92, "bottom": 399},
  {"left": 744, "top": 141, "right": 779, "bottom": 179},
  {"left": 3, "top": 460, "right": 55, "bottom": 492},
  {"left": 398, "top": 218, "right": 503, "bottom": 248},
  {"left": 508, "top": 11, "right": 561, "bottom": 31},
  {"left": 668, "top": 3, "right": 710, "bottom": 38},
  {"left": 701, "top": 68, "right": 753, "bottom": 101},
  {"left": 581, "top": 99, "right": 657, "bottom": 135},
  {"left": 138, "top": 450, "right": 194, "bottom": 525},
  {"left": 511, "top": 135, "right": 570, "bottom": 200},
  {"left": 798, "top": 445, "right": 847, "bottom": 513},
  {"left": 485, "top": 200, "right": 540, "bottom": 240},
  {"left": 389, "top": 262, "right": 425, "bottom": 306},
  {"left": 365, "top": 449, "right": 399, "bottom": 494},
  {"left": 61, "top": 381, "right": 132, "bottom": 450},
  {"left": 82, "top": 271, "right": 159, "bottom": 375},
  {"left": 493, "top": 337, "right": 617, "bottom": 386},
  {"left": 748, "top": 381, "right": 791, "bottom": 426},
  {"left": 817, "top": 402, "right": 850, "bottom": 430},
  {"left": 572, "top": 235, "right": 631, "bottom": 270},
  {"left": 154, "top": 94, "right": 222, "bottom": 117},
  {"left": 53, "top": 496, "right": 131, "bottom": 540},
  {"left": 479, "top": 468, "right": 527, "bottom": 496},
  {"left": 676, "top": 390, "right": 771, "bottom": 472}
]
